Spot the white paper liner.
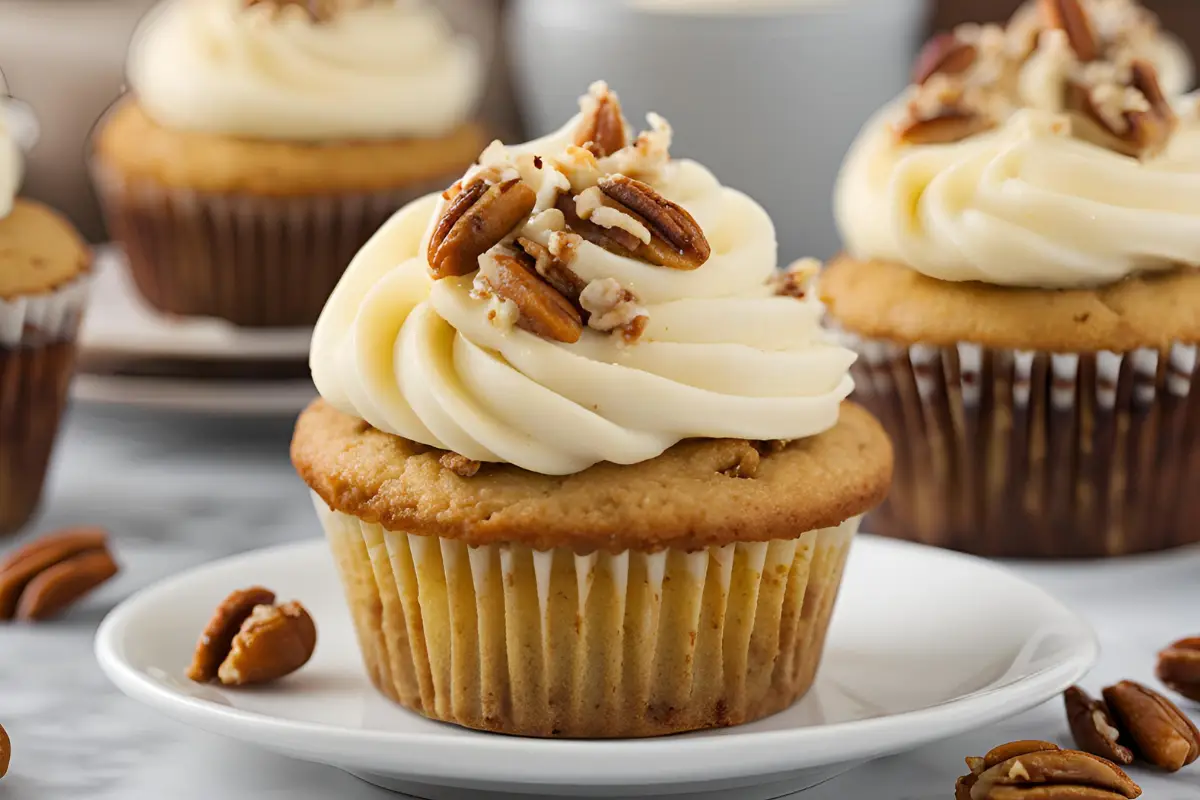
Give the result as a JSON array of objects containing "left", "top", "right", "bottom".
[
  {"left": 840, "top": 329, "right": 1200, "bottom": 557},
  {"left": 314, "top": 493, "right": 859, "bottom": 738},
  {"left": 0, "top": 270, "right": 90, "bottom": 346}
]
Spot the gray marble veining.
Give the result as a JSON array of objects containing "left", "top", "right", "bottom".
[{"left": 2, "top": 404, "right": 1199, "bottom": 799}]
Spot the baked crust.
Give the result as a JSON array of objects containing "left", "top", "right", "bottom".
[
  {"left": 821, "top": 256, "right": 1200, "bottom": 352},
  {"left": 291, "top": 399, "right": 894, "bottom": 552},
  {"left": 0, "top": 200, "right": 90, "bottom": 300},
  {"left": 91, "top": 99, "right": 484, "bottom": 195}
]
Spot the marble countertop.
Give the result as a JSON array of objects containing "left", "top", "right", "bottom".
[{"left": 3, "top": 404, "right": 1200, "bottom": 799}]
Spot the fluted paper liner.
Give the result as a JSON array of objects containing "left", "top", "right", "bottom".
[
  {"left": 841, "top": 331, "right": 1200, "bottom": 558},
  {"left": 91, "top": 159, "right": 457, "bottom": 328},
  {"left": 0, "top": 273, "right": 90, "bottom": 535},
  {"left": 314, "top": 495, "right": 858, "bottom": 738}
]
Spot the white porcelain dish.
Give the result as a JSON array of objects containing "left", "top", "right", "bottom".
[
  {"left": 96, "top": 536, "right": 1097, "bottom": 800},
  {"left": 71, "top": 374, "right": 315, "bottom": 416}
]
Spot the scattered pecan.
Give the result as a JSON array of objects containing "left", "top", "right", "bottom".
[
  {"left": 898, "top": 110, "right": 996, "bottom": 145},
  {"left": 427, "top": 177, "right": 537, "bottom": 279},
  {"left": 1040, "top": 0, "right": 1099, "bottom": 62},
  {"left": 517, "top": 237, "right": 587, "bottom": 305},
  {"left": 913, "top": 32, "right": 980, "bottom": 85},
  {"left": 487, "top": 253, "right": 583, "bottom": 343},
  {"left": 1065, "top": 686, "right": 1135, "bottom": 765},
  {"left": 1104, "top": 680, "right": 1200, "bottom": 772},
  {"left": 0, "top": 527, "right": 119, "bottom": 621},
  {"left": 720, "top": 446, "right": 761, "bottom": 480},
  {"left": 596, "top": 175, "right": 710, "bottom": 270},
  {"left": 957, "top": 740, "right": 1141, "bottom": 800},
  {"left": 243, "top": 0, "right": 368, "bottom": 23},
  {"left": 578, "top": 277, "right": 648, "bottom": 342},
  {"left": 1070, "top": 60, "right": 1176, "bottom": 158},
  {"left": 440, "top": 452, "right": 481, "bottom": 478},
  {"left": 1157, "top": 637, "right": 1200, "bottom": 703},
  {"left": 0, "top": 722, "right": 8, "bottom": 780},
  {"left": 575, "top": 82, "right": 630, "bottom": 158},
  {"left": 217, "top": 602, "right": 317, "bottom": 687},
  {"left": 773, "top": 258, "right": 822, "bottom": 299},
  {"left": 187, "top": 586, "right": 277, "bottom": 683}
]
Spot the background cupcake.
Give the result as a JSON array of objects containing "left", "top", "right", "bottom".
[
  {"left": 0, "top": 85, "right": 91, "bottom": 535},
  {"left": 293, "top": 84, "right": 892, "bottom": 737},
  {"left": 824, "top": 0, "right": 1200, "bottom": 558},
  {"left": 90, "top": 0, "right": 485, "bottom": 328}
]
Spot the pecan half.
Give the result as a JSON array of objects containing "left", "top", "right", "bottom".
[
  {"left": 217, "top": 601, "right": 317, "bottom": 687},
  {"left": 427, "top": 177, "right": 537, "bottom": 279},
  {"left": 1066, "top": 686, "right": 1135, "bottom": 765},
  {"left": 0, "top": 527, "right": 119, "bottom": 621},
  {"left": 1157, "top": 637, "right": 1200, "bottom": 703},
  {"left": 898, "top": 110, "right": 996, "bottom": 145},
  {"left": 596, "top": 175, "right": 710, "bottom": 270},
  {"left": 0, "top": 722, "right": 9, "bottom": 780},
  {"left": 1040, "top": 0, "right": 1099, "bottom": 62},
  {"left": 1103, "top": 680, "right": 1200, "bottom": 772},
  {"left": 487, "top": 253, "right": 583, "bottom": 343},
  {"left": 187, "top": 587, "right": 277, "bottom": 683},
  {"left": 439, "top": 452, "right": 481, "bottom": 478},
  {"left": 913, "top": 32, "right": 980, "bottom": 85},
  {"left": 517, "top": 237, "right": 587, "bottom": 305},
  {"left": 575, "top": 83, "right": 630, "bottom": 158},
  {"left": 958, "top": 740, "right": 1141, "bottom": 800}
]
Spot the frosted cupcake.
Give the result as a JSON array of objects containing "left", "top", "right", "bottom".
[
  {"left": 91, "top": 0, "right": 484, "bottom": 327},
  {"left": 824, "top": 0, "right": 1200, "bottom": 557},
  {"left": 0, "top": 87, "right": 91, "bottom": 535},
  {"left": 292, "top": 83, "right": 893, "bottom": 737}
]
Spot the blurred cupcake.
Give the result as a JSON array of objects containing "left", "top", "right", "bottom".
[
  {"left": 0, "top": 87, "right": 91, "bottom": 535},
  {"left": 91, "top": 0, "right": 485, "bottom": 328},
  {"left": 292, "top": 84, "right": 893, "bottom": 737},
  {"left": 824, "top": 0, "right": 1200, "bottom": 558}
]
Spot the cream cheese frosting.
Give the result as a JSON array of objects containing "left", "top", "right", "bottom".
[
  {"left": 0, "top": 76, "right": 36, "bottom": 220},
  {"left": 835, "top": 0, "right": 1200, "bottom": 289},
  {"left": 311, "top": 85, "right": 855, "bottom": 475},
  {"left": 127, "top": 0, "right": 482, "bottom": 141}
]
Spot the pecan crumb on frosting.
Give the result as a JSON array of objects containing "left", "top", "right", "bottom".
[
  {"left": 773, "top": 258, "right": 823, "bottom": 300},
  {"left": 897, "top": 0, "right": 1179, "bottom": 157},
  {"left": 242, "top": 0, "right": 374, "bottom": 23}
]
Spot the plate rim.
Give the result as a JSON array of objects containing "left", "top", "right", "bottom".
[{"left": 95, "top": 536, "right": 1098, "bottom": 787}]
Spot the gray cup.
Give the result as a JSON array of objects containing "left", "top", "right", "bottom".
[{"left": 507, "top": 0, "right": 926, "bottom": 261}]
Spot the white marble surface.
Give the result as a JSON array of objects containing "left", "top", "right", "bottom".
[{"left": 2, "top": 403, "right": 1200, "bottom": 799}]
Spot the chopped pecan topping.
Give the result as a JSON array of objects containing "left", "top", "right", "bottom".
[
  {"left": 579, "top": 278, "right": 648, "bottom": 343},
  {"left": 597, "top": 175, "right": 711, "bottom": 270},
  {"left": 243, "top": 0, "right": 372, "bottom": 23},
  {"left": 486, "top": 253, "right": 584, "bottom": 343},
  {"left": 427, "top": 177, "right": 537, "bottom": 279},
  {"left": 898, "top": 110, "right": 997, "bottom": 145},
  {"left": 913, "top": 32, "right": 980, "bottom": 85},
  {"left": 517, "top": 237, "right": 587, "bottom": 305},
  {"left": 440, "top": 453, "right": 481, "bottom": 477},
  {"left": 1069, "top": 59, "right": 1176, "bottom": 157},
  {"left": 575, "top": 82, "right": 631, "bottom": 158},
  {"left": 1041, "top": 0, "right": 1100, "bottom": 61},
  {"left": 773, "top": 258, "right": 822, "bottom": 299}
]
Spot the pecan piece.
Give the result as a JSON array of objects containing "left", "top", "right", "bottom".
[
  {"left": 575, "top": 82, "right": 630, "bottom": 158},
  {"left": 427, "top": 177, "right": 537, "bottom": 279},
  {"left": 517, "top": 237, "right": 587, "bottom": 305},
  {"left": 1157, "top": 637, "right": 1200, "bottom": 703},
  {"left": 898, "top": 110, "right": 996, "bottom": 145},
  {"left": 913, "top": 32, "right": 980, "bottom": 85},
  {"left": 0, "top": 527, "right": 119, "bottom": 621},
  {"left": 1104, "top": 680, "right": 1200, "bottom": 772},
  {"left": 1040, "top": 0, "right": 1099, "bottom": 62},
  {"left": 597, "top": 175, "right": 710, "bottom": 270},
  {"left": 487, "top": 253, "right": 583, "bottom": 343},
  {"left": 958, "top": 740, "right": 1141, "bottom": 800},
  {"left": 1065, "top": 686, "right": 1134, "bottom": 765},
  {"left": 0, "top": 722, "right": 9, "bottom": 780},
  {"left": 439, "top": 452, "right": 481, "bottom": 478},
  {"left": 555, "top": 192, "right": 644, "bottom": 256},
  {"left": 218, "top": 601, "right": 317, "bottom": 687},
  {"left": 187, "top": 587, "right": 277, "bottom": 683}
]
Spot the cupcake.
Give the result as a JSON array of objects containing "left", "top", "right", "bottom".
[
  {"left": 0, "top": 88, "right": 91, "bottom": 536},
  {"left": 291, "top": 83, "right": 893, "bottom": 737},
  {"left": 824, "top": 0, "right": 1200, "bottom": 558},
  {"left": 91, "top": 0, "right": 485, "bottom": 328}
]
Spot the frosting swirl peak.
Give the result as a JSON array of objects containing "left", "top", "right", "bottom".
[{"left": 312, "top": 83, "right": 855, "bottom": 475}]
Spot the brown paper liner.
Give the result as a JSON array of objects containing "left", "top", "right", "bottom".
[
  {"left": 842, "top": 332, "right": 1200, "bottom": 558},
  {"left": 0, "top": 275, "right": 90, "bottom": 536},
  {"left": 91, "top": 158, "right": 457, "bottom": 328},
  {"left": 314, "top": 494, "right": 859, "bottom": 738}
]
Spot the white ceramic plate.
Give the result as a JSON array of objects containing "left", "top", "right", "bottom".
[
  {"left": 80, "top": 247, "right": 312, "bottom": 362},
  {"left": 71, "top": 374, "right": 316, "bottom": 416},
  {"left": 95, "top": 537, "right": 1097, "bottom": 800}
]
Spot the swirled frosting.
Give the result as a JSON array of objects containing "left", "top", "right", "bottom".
[
  {"left": 836, "top": 1, "right": 1200, "bottom": 289},
  {"left": 0, "top": 111, "right": 19, "bottom": 220},
  {"left": 311, "top": 87, "right": 855, "bottom": 475},
  {"left": 128, "top": 0, "right": 482, "bottom": 141}
]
